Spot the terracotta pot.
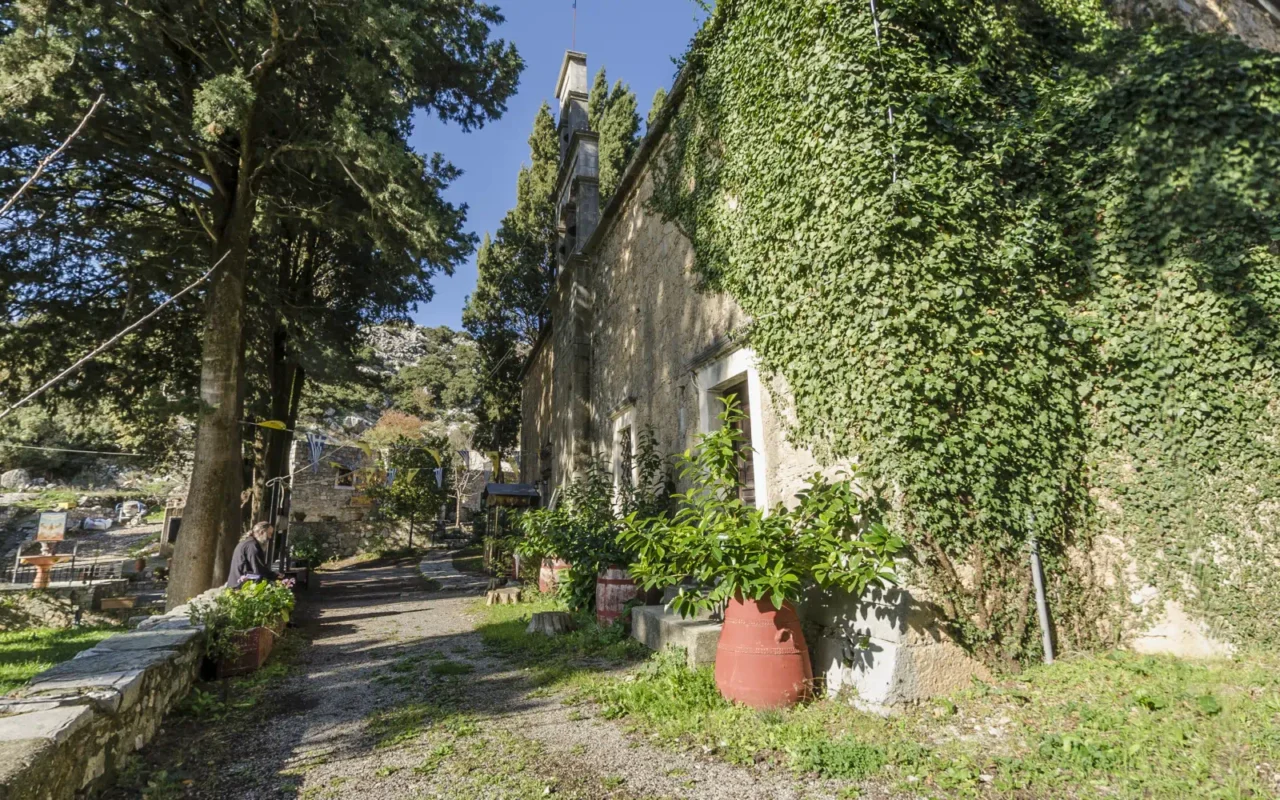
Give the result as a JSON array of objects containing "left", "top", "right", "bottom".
[
  {"left": 596, "top": 565, "right": 640, "bottom": 626},
  {"left": 714, "top": 595, "right": 812, "bottom": 709},
  {"left": 217, "top": 625, "right": 277, "bottom": 678},
  {"left": 538, "top": 558, "right": 570, "bottom": 593}
]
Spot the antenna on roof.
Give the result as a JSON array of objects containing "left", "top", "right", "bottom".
[{"left": 572, "top": 0, "right": 577, "bottom": 49}]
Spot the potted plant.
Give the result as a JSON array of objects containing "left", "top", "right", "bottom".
[
  {"left": 189, "top": 578, "right": 296, "bottom": 678},
  {"left": 619, "top": 399, "right": 903, "bottom": 709}
]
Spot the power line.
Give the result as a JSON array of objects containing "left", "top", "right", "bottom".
[
  {"left": 0, "top": 251, "right": 230, "bottom": 424},
  {"left": 0, "top": 442, "right": 147, "bottom": 457}
]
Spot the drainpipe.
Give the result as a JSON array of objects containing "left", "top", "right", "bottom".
[{"left": 1027, "top": 511, "right": 1054, "bottom": 665}]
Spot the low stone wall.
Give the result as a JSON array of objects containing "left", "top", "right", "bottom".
[
  {"left": 801, "top": 585, "right": 987, "bottom": 708},
  {"left": 0, "top": 589, "right": 215, "bottom": 800},
  {"left": 0, "top": 581, "right": 130, "bottom": 631}
]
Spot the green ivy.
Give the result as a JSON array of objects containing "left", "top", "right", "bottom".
[{"left": 651, "top": 0, "right": 1280, "bottom": 663}]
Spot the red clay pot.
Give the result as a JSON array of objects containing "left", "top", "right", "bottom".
[
  {"left": 714, "top": 595, "right": 813, "bottom": 709},
  {"left": 538, "top": 558, "right": 570, "bottom": 593},
  {"left": 216, "top": 625, "right": 277, "bottom": 679},
  {"left": 596, "top": 566, "right": 640, "bottom": 625}
]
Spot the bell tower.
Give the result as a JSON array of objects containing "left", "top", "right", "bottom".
[{"left": 554, "top": 51, "right": 600, "bottom": 271}]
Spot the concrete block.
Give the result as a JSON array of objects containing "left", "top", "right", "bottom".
[{"left": 631, "top": 605, "right": 721, "bottom": 667}]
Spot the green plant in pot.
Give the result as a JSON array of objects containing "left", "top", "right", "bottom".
[
  {"left": 619, "top": 399, "right": 903, "bottom": 708},
  {"left": 516, "top": 462, "right": 619, "bottom": 610},
  {"left": 188, "top": 579, "right": 295, "bottom": 678}
]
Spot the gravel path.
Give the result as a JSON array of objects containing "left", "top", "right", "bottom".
[{"left": 123, "top": 552, "right": 843, "bottom": 800}]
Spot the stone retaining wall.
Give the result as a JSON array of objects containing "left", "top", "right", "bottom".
[
  {"left": 288, "top": 519, "right": 417, "bottom": 560},
  {"left": 0, "top": 581, "right": 130, "bottom": 631},
  {"left": 0, "top": 589, "right": 215, "bottom": 800}
]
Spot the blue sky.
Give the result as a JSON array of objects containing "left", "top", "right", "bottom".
[{"left": 406, "top": 0, "right": 707, "bottom": 330}]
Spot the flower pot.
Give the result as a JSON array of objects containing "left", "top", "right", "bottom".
[
  {"left": 216, "top": 625, "right": 277, "bottom": 679},
  {"left": 538, "top": 558, "right": 570, "bottom": 594},
  {"left": 714, "top": 596, "right": 812, "bottom": 709},
  {"left": 596, "top": 566, "right": 640, "bottom": 626}
]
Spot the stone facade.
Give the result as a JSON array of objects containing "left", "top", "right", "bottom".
[
  {"left": 1111, "top": 0, "right": 1280, "bottom": 52},
  {"left": 0, "top": 590, "right": 213, "bottom": 800},
  {"left": 287, "top": 442, "right": 376, "bottom": 524}
]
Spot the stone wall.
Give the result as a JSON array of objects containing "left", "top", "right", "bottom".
[
  {"left": 0, "top": 581, "right": 130, "bottom": 631},
  {"left": 287, "top": 444, "right": 375, "bottom": 524},
  {"left": 288, "top": 519, "right": 414, "bottom": 560},
  {"left": 0, "top": 589, "right": 214, "bottom": 800},
  {"left": 1110, "top": 0, "right": 1280, "bottom": 52}
]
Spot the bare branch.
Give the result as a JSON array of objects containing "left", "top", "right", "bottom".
[{"left": 0, "top": 94, "right": 105, "bottom": 220}]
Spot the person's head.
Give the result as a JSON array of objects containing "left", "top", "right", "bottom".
[{"left": 250, "top": 521, "right": 275, "bottom": 543}]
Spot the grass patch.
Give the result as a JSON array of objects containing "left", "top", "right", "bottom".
[
  {"left": 577, "top": 647, "right": 1280, "bottom": 798},
  {"left": 451, "top": 545, "right": 486, "bottom": 575},
  {"left": 0, "top": 625, "right": 122, "bottom": 693},
  {"left": 428, "top": 659, "right": 474, "bottom": 677},
  {"left": 473, "top": 594, "right": 647, "bottom": 694}
]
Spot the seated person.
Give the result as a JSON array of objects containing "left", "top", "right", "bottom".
[{"left": 225, "top": 521, "right": 277, "bottom": 588}]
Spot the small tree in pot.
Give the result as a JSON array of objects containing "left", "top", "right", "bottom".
[{"left": 618, "top": 399, "right": 903, "bottom": 708}]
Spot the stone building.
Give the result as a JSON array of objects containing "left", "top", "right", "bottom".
[
  {"left": 287, "top": 441, "right": 377, "bottom": 525},
  {"left": 520, "top": 52, "right": 984, "bottom": 705}
]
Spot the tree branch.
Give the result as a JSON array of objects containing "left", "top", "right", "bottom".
[{"left": 0, "top": 94, "right": 105, "bottom": 220}]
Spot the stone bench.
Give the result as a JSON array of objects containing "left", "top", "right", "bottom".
[
  {"left": 0, "top": 589, "right": 216, "bottom": 800},
  {"left": 630, "top": 605, "right": 722, "bottom": 667}
]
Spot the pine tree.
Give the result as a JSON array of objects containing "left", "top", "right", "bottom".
[
  {"left": 588, "top": 68, "right": 642, "bottom": 205},
  {"left": 0, "top": 0, "right": 521, "bottom": 606},
  {"left": 463, "top": 105, "right": 560, "bottom": 452},
  {"left": 648, "top": 86, "right": 668, "bottom": 129}
]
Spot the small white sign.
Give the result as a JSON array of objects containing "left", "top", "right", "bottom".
[{"left": 36, "top": 512, "right": 67, "bottom": 542}]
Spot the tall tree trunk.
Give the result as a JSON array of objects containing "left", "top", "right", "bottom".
[
  {"left": 167, "top": 165, "right": 256, "bottom": 610},
  {"left": 251, "top": 326, "right": 291, "bottom": 524},
  {"left": 211, "top": 323, "right": 251, "bottom": 586}
]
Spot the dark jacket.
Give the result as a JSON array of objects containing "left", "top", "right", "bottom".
[{"left": 225, "top": 537, "right": 276, "bottom": 588}]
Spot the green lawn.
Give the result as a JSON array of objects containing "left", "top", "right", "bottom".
[
  {"left": 0, "top": 625, "right": 123, "bottom": 694},
  {"left": 475, "top": 598, "right": 1280, "bottom": 799}
]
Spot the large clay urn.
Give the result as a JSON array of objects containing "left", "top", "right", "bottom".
[
  {"left": 538, "top": 558, "right": 570, "bottom": 594},
  {"left": 714, "top": 595, "right": 813, "bottom": 709}
]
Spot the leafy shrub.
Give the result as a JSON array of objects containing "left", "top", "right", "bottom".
[
  {"left": 620, "top": 399, "right": 903, "bottom": 616},
  {"left": 288, "top": 529, "right": 332, "bottom": 566},
  {"left": 517, "top": 431, "right": 669, "bottom": 611}
]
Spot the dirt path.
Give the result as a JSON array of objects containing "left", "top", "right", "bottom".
[{"left": 115, "top": 552, "right": 839, "bottom": 800}]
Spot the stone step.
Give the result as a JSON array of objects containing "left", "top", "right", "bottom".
[{"left": 630, "top": 605, "right": 722, "bottom": 668}]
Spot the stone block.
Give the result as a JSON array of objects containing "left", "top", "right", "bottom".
[
  {"left": 631, "top": 605, "right": 721, "bottom": 667},
  {"left": 0, "top": 706, "right": 93, "bottom": 745}
]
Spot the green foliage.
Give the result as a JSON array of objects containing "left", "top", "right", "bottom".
[
  {"left": 620, "top": 399, "right": 902, "bottom": 616},
  {"left": 364, "top": 435, "right": 450, "bottom": 529},
  {"left": 517, "top": 462, "right": 618, "bottom": 611},
  {"left": 587, "top": 68, "right": 642, "bottom": 204},
  {"left": 517, "top": 429, "right": 668, "bottom": 612},
  {"left": 188, "top": 580, "right": 295, "bottom": 661},
  {"left": 389, "top": 327, "right": 482, "bottom": 422},
  {"left": 789, "top": 737, "right": 886, "bottom": 780},
  {"left": 651, "top": 0, "right": 1280, "bottom": 659},
  {"left": 647, "top": 86, "right": 668, "bottom": 129},
  {"left": 287, "top": 529, "right": 334, "bottom": 567},
  {"left": 0, "top": 625, "right": 122, "bottom": 694}
]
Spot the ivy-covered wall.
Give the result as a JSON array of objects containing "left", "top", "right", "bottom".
[{"left": 652, "top": 0, "right": 1280, "bottom": 664}]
